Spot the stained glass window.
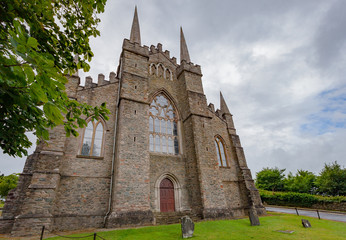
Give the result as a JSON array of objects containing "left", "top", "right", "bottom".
[
  {"left": 149, "top": 94, "right": 179, "bottom": 155},
  {"left": 215, "top": 136, "right": 227, "bottom": 167},
  {"left": 80, "top": 120, "right": 104, "bottom": 157}
]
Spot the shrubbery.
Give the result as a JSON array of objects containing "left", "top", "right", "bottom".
[
  {"left": 0, "top": 173, "right": 19, "bottom": 199},
  {"left": 255, "top": 161, "right": 345, "bottom": 196},
  {"left": 259, "top": 189, "right": 346, "bottom": 208}
]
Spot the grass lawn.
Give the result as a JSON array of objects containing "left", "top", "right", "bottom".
[{"left": 46, "top": 212, "right": 345, "bottom": 240}]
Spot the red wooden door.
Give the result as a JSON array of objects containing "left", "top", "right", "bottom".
[{"left": 160, "top": 178, "right": 175, "bottom": 212}]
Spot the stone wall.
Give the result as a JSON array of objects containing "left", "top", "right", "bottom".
[{"left": 313, "top": 202, "right": 346, "bottom": 212}]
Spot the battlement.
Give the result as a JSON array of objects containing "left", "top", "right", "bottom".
[
  {"left": 149, "top": 43, "right": 177, "bottom": 65},
  {"left": 79, "top": 72, "right": 118, "bottom": 90},
  {"left": 176, "top": 60, "right": 202, "bottom": 77},
  {"left": 208, "top": 103, "right": 215, "bottom": 112},
  {"left": 123, "top": 39, "right": 149, "bottom": 57},
  {"left": 207, "top": 103, "right": 233, "bottom": 122}
]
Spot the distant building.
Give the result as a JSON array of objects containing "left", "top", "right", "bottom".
[{"left": 0, "top": 7, "right": 265, "bottom": 236}]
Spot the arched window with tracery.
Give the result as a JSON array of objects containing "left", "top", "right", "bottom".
[
  {"left": 80, "top": 119, "right": 104, "bottom": 157},
  {"left": 149, "top": 94, "right": 179, "bottom": 155},
  {"left": 215, "top": 136, "right": 227, "bottom": 167}
]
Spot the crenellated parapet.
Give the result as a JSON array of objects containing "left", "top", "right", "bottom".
[
  {"left": 78, "top": 72, "right": 118, "bottom": 90},
  {"left": 149, "top": 43, "right": 177, "bottom": 65},
  {"left": 122, "top": 39, "right": 149, "bottom": 57},
  {"left": 176, "top": 60, "right": 202, "bottom": 78},
  {"left": 206, "top": 92, "right": 236, "bottom": 133}
]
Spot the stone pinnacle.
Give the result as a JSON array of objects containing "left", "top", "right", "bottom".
[
  {"left": 220, "top": 91, "right": 231, "bottom": 114},
  {"left": 130, "top": 6, "right": 141, "bottom": 45},
  {"left": 180, "top": 27, "right": 191, "bottom": 63}
]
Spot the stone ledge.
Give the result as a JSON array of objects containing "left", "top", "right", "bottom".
[
  {"left": 76, "top": 155, "right": 104, "bottom": 160},
  {"left": 16, "top": 213, "right": 53, "bottom": 219},
  {"left": 28, "top": 184, "right": 56, "bottom": 189}
]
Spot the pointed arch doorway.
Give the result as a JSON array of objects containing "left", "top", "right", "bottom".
[{"left": 160, "top": 178, "right": 175, "bottom": 212}]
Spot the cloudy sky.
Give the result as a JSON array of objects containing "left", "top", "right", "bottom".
[{"left": 1, "top": 0, "right": 346, "bottom": 178}]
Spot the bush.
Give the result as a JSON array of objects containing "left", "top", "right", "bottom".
[
  {"left": 255, "top": 167, "right": 286, "bottom": 191},
  {"left": 0, "top": 173, "right": 19, "bottom": 199},
  {"left": 315, "top": 161, "right": 346, "bottom": 196},
  {"left": 259, "top": 189, "right": 346, "bottom": 208}
]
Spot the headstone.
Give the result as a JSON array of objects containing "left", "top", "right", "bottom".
[
  {"left": 249, "top": 206, "right": 260, "bottom": 226},
  {"left": 181, "top": 216, "right": 194, "bottom": 238},
  {"left": 301, "top": 219, "right": 311, "bottom": 228}
]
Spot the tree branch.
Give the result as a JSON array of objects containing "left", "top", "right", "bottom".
[{"left": 1, "top": 62, "right": 29, "bottom": 67}]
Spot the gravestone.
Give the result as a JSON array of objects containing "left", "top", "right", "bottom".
[
  {"left": 301, "top": 219, "right": 311, "bottom": 228},
  {"left": 249, "top": 206, "right": 260, "bottom": 226},
  {"left": 181, "top": 216, "right": 194, "bottom": 238}
]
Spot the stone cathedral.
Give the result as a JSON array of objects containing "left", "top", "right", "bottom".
[{"left": 0, "top": 8, "right": 265, "bottom": 236}]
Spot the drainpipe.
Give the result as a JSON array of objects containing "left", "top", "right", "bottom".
[{"left": 103, "top": 59, "right": 123, "bottom": 227}]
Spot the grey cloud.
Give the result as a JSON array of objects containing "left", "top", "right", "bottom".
[{"left": 313, "top": 0, "right": 346, "bottom": 68}]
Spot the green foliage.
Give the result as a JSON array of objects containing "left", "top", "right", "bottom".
[
  {"left": 0, "top": 173, "right": 19, "bottom": 198},
  {"left": 255, "top": 167, "right": 286, "bottom": 191},
  {"left": 0, "top": 0, "right": 109, "bottom": 157},
  {"left": 259, "top": 189, "right": 346, "bottom": 208},
  {"left": 284, "top": 170, "right": 316, "bottom": 194},
  {"left": 256, "top": 163, "right": 345, "bottom": 197},
  {"left": 315, "top": 161, "right": 346, "bottom": 196}
]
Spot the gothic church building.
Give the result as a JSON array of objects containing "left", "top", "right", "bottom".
[{"left": 0, "top": 8, "right": 265, "bottom": 236}]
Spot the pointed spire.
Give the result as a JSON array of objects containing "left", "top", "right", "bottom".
[
  {"left": 130, "top": 6, "right": 141, "bottom": 45},
  {"left": 220, "top": 92, "right": 231, "bottom": 114},
  {"left": 180, "top": 27, "right": 191, "bottom": 63}
]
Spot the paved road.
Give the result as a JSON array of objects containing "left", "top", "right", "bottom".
[{"left": 266, "top": 206, "right": 346, "bottom": 222}]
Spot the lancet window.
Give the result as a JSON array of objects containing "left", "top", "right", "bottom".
[
  {"left": 149, "top": 94, "right": 179, "bottom": 155},
  {"left": 215, "top": 136, "right": 227, "bottom": 167},
  {"left": 80, "top": 119, "right": 104, "bottom": 157}
]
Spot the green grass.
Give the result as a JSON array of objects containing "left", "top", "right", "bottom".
[{"left": 46, "top": 212, "right": 345, "bottom": 240}]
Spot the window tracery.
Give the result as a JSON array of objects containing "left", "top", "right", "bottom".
[
  {"left": 149, "top": 94, "right": 179, "bottom": 155},
  {"left": 215, "top": 136, "right": 227, "bottom": 167},
  {"left": 80, "top": 119, "right": 104, "bottom": 157},
  {"left": 149, "top": 63, "right": 173, "bottom": 80}
]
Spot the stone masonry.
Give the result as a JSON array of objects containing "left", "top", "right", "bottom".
[{"left": 0, "top": 7, "right": 265, "bottom": 236}]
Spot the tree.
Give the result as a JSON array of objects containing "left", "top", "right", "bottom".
[
  {"left": 0, "top": 0, "right": 109, "bottom": 157},
  {"left": 0, "top": 173, "right": 19, "bottom": 199},
  {"left": 315, "top": 161, "right": 346, "bottom": 196},
  {"left": 284, "top": 170, "right": 316, "bottom": 194},
  {"left": 255, "top": 167, "right": 286, "bottom": 191}
]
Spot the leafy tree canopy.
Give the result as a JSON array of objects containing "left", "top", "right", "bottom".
[
  {"left": 0, "top": 173, "right": 19, "bottom": 198},
  {"left": 255, "top": 167, "right": 286, "bottom": 192},
  {"left": 315, "top": 161, "right": 346, "bottom": 196},
  {"left": 284, "top": 170, "right": 316, "bottom": 194},
  {"left": 0, "top": 0, "right": 109, "bottom": 157}
]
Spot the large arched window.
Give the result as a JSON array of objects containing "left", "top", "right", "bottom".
[
  {"left": 215, "top": 136, "right": 227, "bottom": 167},
  {"left": 80, "top": 119, "right": 104, "bottom": 157},
  {"left": 149, "top": 94, "right": 179, "bottom": 155}
]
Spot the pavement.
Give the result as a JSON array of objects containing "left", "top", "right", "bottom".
[{"left": 266, "top": 206, "right": 346, "bottom": 222}]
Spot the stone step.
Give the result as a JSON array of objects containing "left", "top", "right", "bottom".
[{"left": 154, "top": 212, "right": 202, "bottom": 225}]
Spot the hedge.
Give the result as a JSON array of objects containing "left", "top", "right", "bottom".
[{"left": 259, "top": 189, "right": 346, "bottom": 208}]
